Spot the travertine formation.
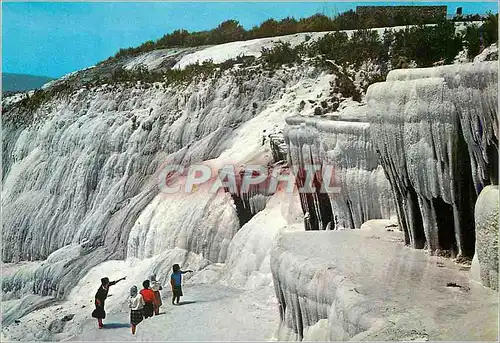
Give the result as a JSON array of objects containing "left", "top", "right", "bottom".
[
  {"left": 474, "top": 185, "right": 499, "bottom": 290},
  {"left": 272, "top": 61, "right": 498, "bottom": 340},
  {"left": 2, "top": 29, "right": 498, "bottom": 341},
  {"left": 1, "top": 63, "right": 328, "bottom": 301},
  {"left": 284, "top": 115, "right": 395, "bottom": 230},
  {"left": 271, "top": 225, "right": 498, "bottom": 341},
  {"left": 367, "top": 62, "right": 498, "bottom": 257}
]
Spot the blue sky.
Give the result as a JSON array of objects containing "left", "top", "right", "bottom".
[{"left": 3, "top": 1, "right": 498, "bottom": 78}]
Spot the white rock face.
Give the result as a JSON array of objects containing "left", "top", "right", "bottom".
[
  {"left": 271, "top": 228, "right": 499, "bottom": 341},
  {"left": 474, "top": 185, "right": 499, "bottom": 290},
  {"left": 1, "top": 63, "right": 328, "bottom": 303},
  {"left": 219, "top": 190, "right": 303, "bottom": 290},
  {"left": 123, "top": 48, "right": 191, "bottom": 71},
  {"left": 127, "top": 187, "right": 239, "bottom": 263},
  {"left": 473, "top": 43, "right": 498, "bottom": 63},
  {"left": 2, "top": 50, "right": 347, "bottom": 339},
  {"left": 366, "top": 61, "right": 498, "bottom": 257},
  {"left": 284, "top": 114, "right": 395, "bottom": 230}
]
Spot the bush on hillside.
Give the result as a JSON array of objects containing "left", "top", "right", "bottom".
[
  {"left": 11, "top": 15, "right": 498, "bottom": 115},
  {"left": 297, "top": 14, "right": 336, "bottom": 32},
  {"left": 261, "top": 42, "right": 302, "bottom": 68},
  {"left": 390, "top": 19, "right": 463, "bottom": 67},
  {"left": 480, "top": 13, "right": 499, "bottom": 45},
  {"left": 249, "top": 17, "right": 299, "bottom": 38},
  {"left": 349, "top": 29, "right": 388, "bottom": 66},
  {"left": 464, "top": 24, "right": 483, "bottom": 59},
  {"left": 451, "top": 14, "right": 484, "bottom": 22},
  {"left": 211, "top": 20, "right": 246, "bottom": 44},
  {"left": 464, "top": 14, "right": 499, "bottom": 59},
  {"left": 309, "top": 29, "right": 388, "bottom": 67},
  {"left": 308, "top": 31, "right": 350, "bottom": 63}
]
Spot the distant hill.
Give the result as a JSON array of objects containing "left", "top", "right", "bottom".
[{"left": 2, "top": 73, "right": 55, "bottom": 92}]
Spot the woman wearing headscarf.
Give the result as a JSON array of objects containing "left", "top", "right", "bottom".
[
  {"left": 128, "top": 285, "right": 145, "bottom": 335},
  {"left": 150, "top": 275, "right": 163, "bottom": 315},
  {"left": 92, "top": 276, "right": 126, "bottom": 328}
]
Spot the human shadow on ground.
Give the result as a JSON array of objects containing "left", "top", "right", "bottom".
[
  {"left": 152, "top": 312, "right": 167, "bottom": 316},
  {"left": 176, "top": 301, "right": 198, "bottom": 306},
  {"left": 103, "top": 323, "right": 130, "bottom": 329}
]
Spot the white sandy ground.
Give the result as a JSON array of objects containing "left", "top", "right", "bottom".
[
  {"left": 1, "top": 277, "right": 280, "bottom": 342},
  {"left": 68, "top": 284, "right": 279, "bottom": 341}
]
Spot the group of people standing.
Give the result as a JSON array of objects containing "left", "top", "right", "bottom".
[{"left": 92, "top": 264, "right": 193, "bottom": 335}]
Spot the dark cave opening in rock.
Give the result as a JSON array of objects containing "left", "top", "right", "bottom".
[
  {"left": 296, "top": 168, "right": 334, "bottom": 230},
  {"left": 432, "top": 197, "right": 457, "bottom": 253},
  {"left": 231, "top": 194, "right": 254, "bottom": 228},
  {"left": 454, "top": 122, "right": 478, "bottom": 257},
  {"left": 486, "top": 142, "right": 499, "bottom": 186},
  {"left": 314, "top": 172, "right": 334, "bottom": 230},
  {"left": 407, "top": 187, "right": 426, "bottom": 249}
]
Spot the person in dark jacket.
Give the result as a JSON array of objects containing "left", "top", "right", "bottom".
[{"left": 92, "top": 276, "right": 126, "bottom": 328}]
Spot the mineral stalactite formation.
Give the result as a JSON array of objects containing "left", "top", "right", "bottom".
[
  {"left": 366, "top": 61, "right": 498, "bottom": 258},
  {"left": 284, "top": 114, "right": 395, "bottom": 230}
]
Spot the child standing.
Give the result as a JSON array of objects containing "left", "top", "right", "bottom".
[
  {"left": 150, "top": 275, "right": 163, "bottom": 315},
  {"left": 128, "top": 286, "right": 145, "bottom": 335},
  {"left": 92, "top": 276, "right": 126, "bottom": 328},
  {"left": 170, "top": 264, "right": 193, "bottom": 305},
  {"left": 140, "top": 280, "right": 155, "bottom": 318}
]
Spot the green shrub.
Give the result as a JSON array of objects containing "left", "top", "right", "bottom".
[
  {"left": 390, "top": 19, "right": 464, "bottom": 67},
  {"left": 462, "top": 14, "right": 498, "bottom": 60},
  {"left": 464, "top": 24, "right": 482, "bottom": 59},
  {"left": 336, "top": 70, "right": 362, "bottom": 100},
  {"left": 211, "top": 20, "right": 246, "bottom": 44},
  {"left": 309, "top": 31, "right": 350, "bottom": 62},
  {"left": 480, "top": 13, "right": 499, "bottom": 45},
  {"left": 349, "top": 29, "right": 388, "bottom": 66},
  {"left": 309, "top": 29, "right": 388, "bottom": 67},
  {"left": 261, "top": 42, "right": 302, "bottom": 68}
]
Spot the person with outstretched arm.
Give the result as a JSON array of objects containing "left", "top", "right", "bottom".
[
  {"left": 92, "top": 276, "right": 126, "bottom": 328},
  {"left": 170, "top": 264, "right": 193, "bottom": 305}
]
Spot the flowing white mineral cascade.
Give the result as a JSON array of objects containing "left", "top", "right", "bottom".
[
  {"left": 2, "top": 30, "right": 498, "bottom": 341},
  {"left": 1, "top": 35, "right": 333, "bottom": 339}
]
